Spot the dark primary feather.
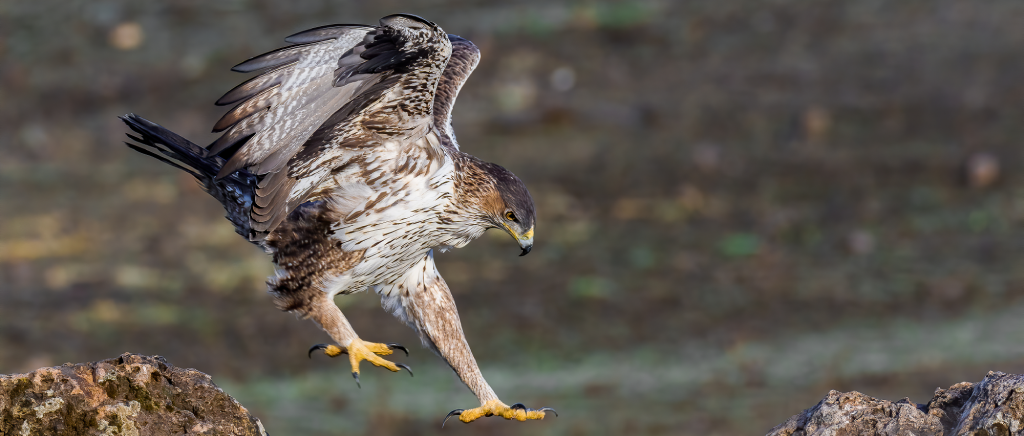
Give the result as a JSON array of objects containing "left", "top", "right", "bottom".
[
  {"left": 284, "top": 24, "right": 369, "bottom": 44},
  {"left": 229, "top": 45, "right": 304, "bottom": 73},
  {"left": 212, "top": 85, "right": 279, "bottom": 133},
  {"left": 215, "top": 73, "right": 284, "bottom": 108}
]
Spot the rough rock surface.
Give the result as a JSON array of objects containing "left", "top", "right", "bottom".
[
  {"left": 769, "top": 371, "right": 1024, "bottom": 436},
  {"left": 0, "top": 353, "right": 267, "bottom": 436}
]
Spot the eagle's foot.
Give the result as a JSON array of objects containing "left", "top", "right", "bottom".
[
  {"left": 308, "top": 339, "right": 412, "bottom": 387},
  {"left": 442, "top": 400, "right": 556, "bottom": 426},
  {"left": 307, "top": 342, "right": 408, "bottom": 358}
]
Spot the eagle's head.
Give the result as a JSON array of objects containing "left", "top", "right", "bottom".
[{"left": 479, "top": 162, "right": 536, "bottom": 256}]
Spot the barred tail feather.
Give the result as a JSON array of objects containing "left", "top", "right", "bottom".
[{"left": 120, "top": 113, "right": 264, "bottom": 243}]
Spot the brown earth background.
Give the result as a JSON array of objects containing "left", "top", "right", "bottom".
[{"left": 4, "top": 1, "right": 1024, "bottom": 435}]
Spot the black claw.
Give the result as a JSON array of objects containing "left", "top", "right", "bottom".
[
  {"left": 308, "top": 344, "right": 329, "bottom": 359},
  {"left": 396, "top": 363, "right": 414, "bottom": 377},
  {"left": 509, "top": 402, "right": 557, "bottom": 418},
  {"left": 387, "top": 343, "right": 409, "bottom": 357},
  {"left": 442, "top": 409, "right": 464, "bottom": 428},
  {"left": 352, "top": 371, "right": 361, "bottom": 389}
]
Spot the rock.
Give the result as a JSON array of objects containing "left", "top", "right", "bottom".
[
  {"left": 768, "top": 371, "right": 1024, "bottom": 436},
  {"left": 0, "top": 353, "right": 267, "bottom": 436}
]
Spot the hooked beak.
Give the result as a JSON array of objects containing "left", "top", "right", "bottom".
[
  {"left": 517, "top": 227, "right": 534, "bottom": 256},
  {"left": 504, "top": 224, "right": 534, "bottom": 256}
]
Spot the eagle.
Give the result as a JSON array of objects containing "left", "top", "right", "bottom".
[{"left": 120, "top": 14, "right": 553, "bottom": 425}]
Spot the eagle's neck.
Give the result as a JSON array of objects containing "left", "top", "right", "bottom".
[{"left": 439, "top": 153, "right": 499, "bottom": 247}]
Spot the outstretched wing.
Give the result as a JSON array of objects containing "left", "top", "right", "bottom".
[
  {"left": 432, "top": 35, "right": 481, "bottom": 152},
  {"left": 210, "top": 14, "right": 454, "bottom": 236}
]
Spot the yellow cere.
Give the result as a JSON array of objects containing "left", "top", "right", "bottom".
[
  {"left": 520, "top": 227, "right": 534, "bottom": 240},
  {"left": 502, "top": 223, "right": 534, "bottom": 241}
]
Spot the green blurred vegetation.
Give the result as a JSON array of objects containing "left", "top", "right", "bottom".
[{"left": 4, "top": 0, "right": 1024, "bottom": 434}]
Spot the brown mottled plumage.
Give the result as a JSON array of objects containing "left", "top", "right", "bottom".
[{"left": 120, "top": 13, "right": 551, "bottom": 424}]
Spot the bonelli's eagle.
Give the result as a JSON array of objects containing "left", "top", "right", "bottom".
[{"left": 121, "top": 14, "right": 552, "bottom": 424}]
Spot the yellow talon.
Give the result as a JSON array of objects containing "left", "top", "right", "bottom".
[
  {"left": 321, "top": 344, "right": 344, "bottom": 357},
  {"left": 308, "top": 339, "right": 412, "bottom": 387},
  {"left": 443, "top": 399, "right": 555, "bottom": 426},
  {"left": 346, "top": 339, "right": 400, "bottom": 374},
  {"left": 362, "top": 342, "right": 396, "bottom": 356}
]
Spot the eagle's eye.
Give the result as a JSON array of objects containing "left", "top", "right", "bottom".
[{"left": 505, "top": 211, "right": 517, "bottom": 222}]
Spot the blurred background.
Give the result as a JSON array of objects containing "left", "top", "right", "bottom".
[{"left": 3, "top": 0, "right": 1024, "bottom": 434}]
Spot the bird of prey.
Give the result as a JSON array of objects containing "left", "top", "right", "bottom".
[{"left": 120, "top": 14, "right": 553, "bottom": 425}]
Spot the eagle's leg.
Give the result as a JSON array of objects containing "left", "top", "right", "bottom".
[
  {"left": 383, "top": 256, "right": 554, "bottom": 425},
  {"left": 415, "top": 296, "right": 555, "bottom": 425},
  {"left": 306, "top": 293, "right": 412, "bottom": 385}
]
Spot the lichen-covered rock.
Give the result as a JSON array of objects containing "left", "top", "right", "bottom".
[
  {"left": 768, "top": 371, "right": 1024, "bottom": 436},
  {"left": 0, "top": 353, "right": 267, "bottom": 436}
]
